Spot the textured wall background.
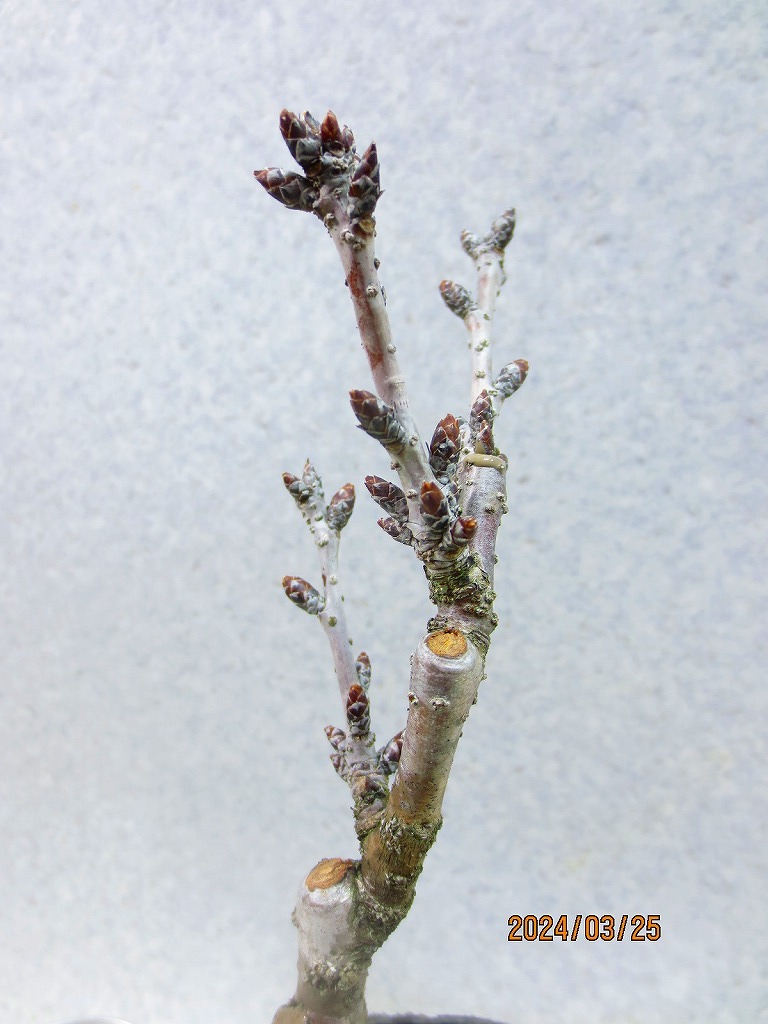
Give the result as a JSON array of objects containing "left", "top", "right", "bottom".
[{"left": 1, "top": 2, "right": 766, "bottom": 1022}]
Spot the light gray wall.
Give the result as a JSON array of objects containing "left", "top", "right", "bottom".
[{"left": 1, "top": 2, "right": 765, "bottom": 1022}]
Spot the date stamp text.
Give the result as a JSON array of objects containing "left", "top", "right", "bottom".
[{"left": 507, "top": 914, "right": 661, "bottom": 942}]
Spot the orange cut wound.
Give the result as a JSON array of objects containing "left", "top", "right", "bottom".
[
  {"left": 306, "top": 857, "right": 356, "bottom": 891},
  {"left": 426, "top": 630, "right": 467, "bottom": 659}
]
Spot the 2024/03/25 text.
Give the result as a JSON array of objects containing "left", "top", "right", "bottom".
[{"left": 508, "top": 914, "right": 661, "bottom": 941}]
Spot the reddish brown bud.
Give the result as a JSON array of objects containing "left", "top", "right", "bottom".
[
  {"left": 355, "top": 651, "right": 371, "bottom": 690},
  {"left": 470, "top": 389, "right": 494, "bottom": 437},
  {"left": 489, "top": 208, "right": 516, "bottom": 250},
  {"left": 350, "top": 142, "right": 380, "bottom": 190},
  {"left": 326, "top": 483, "right": 355, "bottom": 531},
  {"left": 494, "top": 359, "right": 529, "bottom": 399},
  {"left": 254, "top": 168, "right": 316, "bottom": 211},
  {"left": 378, "top": 517, "right": 414, "bottom": 546},
  {"left": 282, "top": 470, "right": 312, "bottom": 504},
  {"left": 325, "top": 725, "right": 346, "bottom": 751},
  {"left": 282, "top": 575, "right": 325, "bottom": 615},
  {"left": 475, "top": 422, "right": 495, "bottom": 454},
  {"left": 448, "top": 515, "right": 477, "bottom": 548},
  {"left": 348, "top": 142, "right": 381, "bottom": 221},
  {"left": 350, "top": 390, "right": 408, "bottom": 448},
  {"left": 277, "top": 109, "right": 323, "bottom": 174},
  {"left": 378, "top": 730, "right": 404, "bottom": 776},
  {"left": 330, "top": 753, "right": 347, "bottom": 779},
  {"left": 429, "top": 414, "right": 461, "bottom": 476},
  {"left": 420, "top": 481, "right": 450, "bottom": 536},
  {"left": 301, "top": 110, "right": 321, "bottom": 135},
  {"left": 439, "top": 280, "right": 476, "bottom": 319},
  {"left": 365, "top": 475, "right": 408, "bottom": 522},
  {"left": 279, "top": 109, "right": 307, "bottom": 156},
  {"left": 321, "top": 110, "right": 344, "bottom": 152},
  {"left": 346, "top": 682, "right": 370, "bottom": 736}
]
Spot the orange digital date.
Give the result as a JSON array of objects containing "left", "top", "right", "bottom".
[{"left": 507, "top": 914, "right": 661, "bottom": 941}]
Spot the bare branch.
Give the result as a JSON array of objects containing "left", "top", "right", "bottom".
[
  {"left": 360, "top": 630, "right": 484, "bottom": 912},
  {"left": 281, "top": 460, "right": 358, "bottom": 705},
  {"left": 257, "top": 109, "right": 434, "bottom": 522},
  {"left": 258, "top": 112, "right": 533, "bottom": 1024}
]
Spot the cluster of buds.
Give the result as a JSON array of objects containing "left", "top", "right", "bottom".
[
  {"left": 461, "top": 208, "right": 516, "bottom": 259},
  {"left": 254, "top": 109, "right": 381, "bottom": 230},
  {"left": 282, "top": 460, "right": 322, "bottom": 507},
  {"left": 280, "top": 463, "right": 356, "bottom": 624},
  {"left": 360, "top": 411, "right": 480, "bottom": 561},
  {"left": 323, "top": 657, "right": 404, "bottom": 821},
  {"left": 325, "top": 720, "right": 404, "bottom": 790},
  {"left": 347, "top": 142, "right": 381, "bottom": 232},
  {"left": 282, "top": 460, "right": 355, "bottom": 535},
  {"left": 364, "top": 474, "right": 415, "bottom": 546},
  {"left": 417, "top": 480, "right": 477, "bottom": 558}
]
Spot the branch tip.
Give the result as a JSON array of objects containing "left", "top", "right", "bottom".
[{"left": 489, "top": 208, "right": 516, "bottom": 250}]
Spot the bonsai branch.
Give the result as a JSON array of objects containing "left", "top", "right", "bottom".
[{"left": 255, "top": 109, "right": 529, "bottom": 1024}]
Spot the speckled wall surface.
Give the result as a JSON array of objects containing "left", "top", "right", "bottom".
[{"left": 1, "top": 2, "right": 765, "bottom": 1022}]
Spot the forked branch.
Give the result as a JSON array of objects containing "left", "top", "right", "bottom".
[{"left": 256, "top": 109, "right": 529, "bottom": 1024}]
